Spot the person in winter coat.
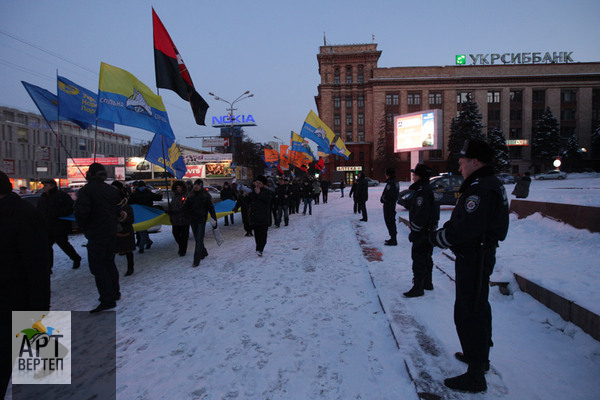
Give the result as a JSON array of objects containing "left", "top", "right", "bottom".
[
  {"left": 234, "top": 183, "right": 253, "bottom": 236},
  {"left": 129, "top": 180, "right": 162, "bottom": 253},
  {"left": 0, "top": 171, "right": 50, "bottom": 398},
  {"left": 289, "top": 178, "right": 301, "bottom": 214},
  {"left": 380, "top": 168, "right": 400, "bottom": 246},
  {"left": 111, "top": 181, "right": 135, "bottom": 276},
  {"left": 249, "top": 175, "right": 272, "bottom": 256},
  {"left": 340, "top": 180, "right": 346, "bottom": 197},
  {"left": 320, "top": 179, "right": 330, "bottom": 203},
  {"left": 184, "top": 179, "right": 217, "bottom": 267},
  {"left": 430, "top": 139, "right": 509, "bottom": 393},
  {"left": 301, "top": 179, "right": 314, "bottom": 215},
  {"left": 349, "top": 179, "right": 359, "bottom": 213},
  {"left": 274, "top": 176, "right": 291, "bottom": 227},
  {"left": 169, "top": 180, "right": 191, "bottom": 256},
  {"left": 74, "top": 163, "right": 122, "bottom": 313},
  {"left": 312, "top": 179, "right": 321, "bottom": 205},
  {"left": 220, "top": 181, "right": 236, "bottom": 226},
  {"left": 512, "top": 172, "right": 531, "bottom": 199},
  {"left": 355, "top": 172, "right": 369, "bottom": 221},
  {"left": 37, "top": 178, "right": 82, "bottom": 271},
  {"left": 404, "top": 164, "right": 439, "bottom": 297}
]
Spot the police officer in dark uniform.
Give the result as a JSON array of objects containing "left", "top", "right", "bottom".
[
  {"left": 404, "top": 163, "right": 439, "bottom": 297},
  {"left": 380, "top": 167, "right": 399, "bottom": 245},
  {"left": 430, "top": 139, "right": 509, "bottom": 393}
]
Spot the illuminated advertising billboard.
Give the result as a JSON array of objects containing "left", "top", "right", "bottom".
[{"left": 394, "top": 109, "right": 442, "bottom": 153}]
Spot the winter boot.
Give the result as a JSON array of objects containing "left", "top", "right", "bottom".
[
  {"left": 454, "top": 352, "right": 490, "bottom": 372},
  {"left": 403, "top": 277, "right": 425, "bottom": 298},
  {"left": 444, "top": 363, "right": 487, "bottom": 393},
  {"left": 72, "top": 256, "right": 82, "bottom": 269},
  {"left": 424, "top": 268, "right": 433, "bottom": 290},
  {"left": 384, "top": 237, "right": 398, "bottom": 246},
  {"left": 125, "top": 253, "right": 134, "bottom": 276}
]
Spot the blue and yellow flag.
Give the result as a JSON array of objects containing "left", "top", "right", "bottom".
[
  {"left": 145, "top": 133, "right": 187, "bottom": 179},
  {"left": 22, "top": 81, "right": 86, "bottom": 128},
  {"left": 98, "top": 62, "right": 175, "bottom": 139},
  {"left": 331, "top": 137, "right": 351, "bottom": 160},
  {"left": 290, "top": 131, "right": 315, "bottom": 161},
  {"left": 58, "top": 75, "right": 114, "bottom": 130},
  {"left": 299, "top": 110, "right": 335, "bottom": 151}
]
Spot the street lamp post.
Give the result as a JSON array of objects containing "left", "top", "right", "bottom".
[{"left": 208, "top": 91, "right": 254, "bottom": 162}]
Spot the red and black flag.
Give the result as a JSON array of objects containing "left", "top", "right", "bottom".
[{"left": 152, "top": 8, "right": 209, "bottom": 125}]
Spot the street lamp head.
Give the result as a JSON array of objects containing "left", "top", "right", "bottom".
[
  {"left": 244, "top": 90, "right": 250, "bottom": 95},
  {"left": 208, "top": 92, "right": 215, "bottom": 96},
  {"left": 248, "top": 94, "right": 254, "bottom": 98}
]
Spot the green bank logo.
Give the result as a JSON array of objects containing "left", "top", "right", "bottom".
[{"left": 456, "top": 54, "right": 466, "bottom": 65}]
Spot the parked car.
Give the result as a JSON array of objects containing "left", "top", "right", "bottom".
[
  {"left": 430, "top": 174, "right": 464, "bottom": 205},
  {"left": 365, "top": 177, "right": 379, "bottom": 187},
  {"left": 535, "top": 170, "right": 567, "bottom": 180},
  {"left": 496, "top": 173, "right": 515, "bottom": 184}
]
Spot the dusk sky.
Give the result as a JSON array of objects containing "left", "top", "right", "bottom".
[{"left": 1, "top": 0, "right": 598, "bottom": 150}]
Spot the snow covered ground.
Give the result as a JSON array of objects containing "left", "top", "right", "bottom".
[{"left": 8, "top": 173, "right": 600, "bottom": 399}]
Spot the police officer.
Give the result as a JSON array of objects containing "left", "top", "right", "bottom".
[
  {"left": 380, "top": 167, "right": 399, "bottom": 245},
  {"left": 404, "top": 163, "right": 439, "bottom": 297},
  {"left": 430, "top": 139, "right": 509, "bottom": 393}
]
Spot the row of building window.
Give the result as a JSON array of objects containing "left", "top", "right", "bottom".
[
  {"left": 333, "top": 65, "right": 365, "bottom": 84},
  {"left": 384, "top": 93, "right": 443, "bottom": 106}
]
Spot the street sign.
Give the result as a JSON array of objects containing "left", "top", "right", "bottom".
[{"left": 202, "top": 137, "right": 228, "bottom": 147}]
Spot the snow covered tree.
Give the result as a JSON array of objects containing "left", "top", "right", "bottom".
[
  {"left": 447, "top": 94, "right": 485, "bottom": 173},
  {"left": 488, "top": 125, "right": 511, "bottom": 172},
  {"left": 532, "top": 107, "right": 561, "bottom": 170}
]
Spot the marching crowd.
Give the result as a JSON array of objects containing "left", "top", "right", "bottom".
[{"left": 1, "top": 138, "right": 510, "bottom": 394}]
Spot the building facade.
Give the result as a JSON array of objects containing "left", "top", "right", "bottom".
[
  {"left": 315, "top": 44, "right": 600, "bottom": 182},
  {"left": 0, "top": 106, "right": 140, "bottom": 189}
]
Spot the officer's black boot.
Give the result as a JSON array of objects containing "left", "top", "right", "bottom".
[
  {"left": 125, "top": 252, "right": 134, "bottom": 276},
  {"left": 444, "top": 363, "right": 487, "bottom": 393},
  {"left": 424, "top": 269, "right": 434, "bottom": 290},
  {"left": 384, "top": 236, "right": 397, "bottom": 246},
  {"left": 403, "top": 276, "right": 425, "bottom": 297}
]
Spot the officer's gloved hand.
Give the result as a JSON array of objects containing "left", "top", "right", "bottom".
[{"left": 408, "top": 231, "right": 418, "bottom": 243}]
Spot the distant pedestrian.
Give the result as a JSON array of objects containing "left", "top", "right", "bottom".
[
  {"left": 512, "top": 172, "right": 531, "bottom": 199},
  {"left": 404, "top": 164, "right": 439, "bottom": 297},
  {"left": 249, "top": 175, "right": 272, "bottom": 256},
  {"left": 312, "top": 179, "right": 321, "bottom": 205},
  {"left": 0, "top": 171, "right": 50, "bottom": 398},
  {"left": 234, "top": 183, "right": 253, "bottom": 236},
  {"left": 220, "top": 181, "right": 236, "bottom": 226},
  {"left": 320, "top": 179, "right": 330, "bottom": 203},
  {"left": 274, "top": 177, "right": 291, "bottom": 227},
  {"left": 430, "top": 139, "right": 509, "bottom": 393},
  {"left": 355, "top": 172, "right": 369, "bottom": 221},
  {"left": 184, "top": 179, "right": 217, "bottom": 267},
  {"left": 169, "top": 180, "right": 191, "bottom": 256},
  {"left": 111, "top": 181, "right": 136, "bottom": 276},
  {"left": 380, "top": 168, "right": 399, "bottom": 245},
  {"left": 301, "top": 179, "right": 314, "bottom": 215},
  {"left": 129, "top": 180, "right": 162, "bottom": 253},
  {"left": 37, "top": 178, "right": 82, "bottom": 271},
  {"left": 74, "top": 163, "right": 122, "bottom": 313},
  {"left": 340, "top": 180, "right": 346, "bottom": 197},
  {"left": 349, "top": 179, "right": 358, "bottom": 213}
]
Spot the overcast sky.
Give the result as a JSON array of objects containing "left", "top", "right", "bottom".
[{"left": 1, "top": 0, "right": 599, "bottom": 150}]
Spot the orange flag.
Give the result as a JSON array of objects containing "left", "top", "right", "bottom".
[{"left": 264, "top": 148, "right": 279, "bottom": 163}]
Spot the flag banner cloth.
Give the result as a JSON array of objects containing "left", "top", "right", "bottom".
[
  {"left": 331, "top": 137, "right": 351, "bottom": 160},
  {"left": 61, "top": 200, "right": 238, "bottom": 232},
  {"left": 279, "top": 145, "right": 289, "bottom": 170},
  {"left": 145, "top": 133, "right": 187, "bottom": 179},
  {"left": 264, "top": 148, "right": 279, "bottom": 163},
  {"left": 290, "top": 132, "right": 315, "bottom": 161},
  {"left": 57, "top": 76, "right": 115, "bottom": 130},
  {"left": 153, "top": 8, "right": 209, "bottom": 125},
  {"left": 260, "top": 155, "right": 278, "bottom": 170},
  {"left": 22, "top": 81, "right": 87, "bottom": 129},
  {"left": 299, "top": 110, "right": 336, "bottom": 151},
  {"left": 98, "top": 62, "right": 175, "bottom": 139}
]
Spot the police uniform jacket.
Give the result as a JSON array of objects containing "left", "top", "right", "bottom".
[
  {"left": 408, "top": 179, "right": 438, "bottom": 240},
  {"left": 432, "top": 166, "right": 508, "bottom": 250},
  {"left": 380, "top": 177, "right": 399, "bottom": 205},
  {"left": 355, "top": 177, "right": 368, "bottom": 202}
]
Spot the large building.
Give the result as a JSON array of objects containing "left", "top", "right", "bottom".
[
  {"left": 315, "top": 43, "right": 600, "bottom": 182},
  {"left": 0, "top": 106, "right": 140, "bottom": 189}
]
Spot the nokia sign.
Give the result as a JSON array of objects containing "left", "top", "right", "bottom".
[
  {"left": 211, "top": 114, "right": 257, "bottom": 127},
  {"left": 456, "top": 52, "right": 574, "bottom": 65}
]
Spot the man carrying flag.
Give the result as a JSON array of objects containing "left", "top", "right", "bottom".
[{"left": 153, "top": 8, "right": 209, "bottom": 125}]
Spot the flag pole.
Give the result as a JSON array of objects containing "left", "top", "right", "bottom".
[
  {"left": 156, "top": 87, "right": 171, "bottom": 208},
  {"left": 56, "top": 70, "right": 62, "bottom": 188}
]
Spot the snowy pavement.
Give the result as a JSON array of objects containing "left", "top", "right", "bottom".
[{"left": 10, "top": 175, "right": 600, "bottom": 399}]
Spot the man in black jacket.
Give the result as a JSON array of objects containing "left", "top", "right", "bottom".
[
  {"left": 129, "top": 180, "right": 162, "bottom": 253},
  {"left": 74, "top": 163, "right": 122, "bottom": 313},
  {"left": 249, "top": 175, "right": 272, "bottom": 256},
  {"left": 430, "top": 139, "right": 509, "bottom": 393},
  {"left": 380, "top": 168, "right": 399, "bottom": 246},
  {"left": 274, "top": 177, "right": 290, "bottom": 227},
  {"left": 404, "top": 164, "right": 439, "bottom": 297},
  {"left": 220, "top": 181, "right": 236, "bottom": 226},
  {"left": 37, "top": 178, "right": 82, "bottom": 271},
  {"left": 355, "top": 172, "right": 369, "bottom": 221},
  {"left": 184, "top": 179, "right": 217, "bottom": 267},
  {"left": 0, "top": 171, "right": 50, "bottom": 398}
]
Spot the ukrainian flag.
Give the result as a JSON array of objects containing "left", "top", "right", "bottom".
[{"left": 98, "top": 62, "right": 175, "bottom": 139}]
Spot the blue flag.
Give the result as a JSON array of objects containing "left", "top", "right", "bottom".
[
  {"left": 58, "top": 76, "right": 114, "bottom": 130},
  {"left": 145, "top": 133, "right": 187, "bottom": 179},
  {"left": 22, "top": 81, "right": 87, "bottom": 129}
]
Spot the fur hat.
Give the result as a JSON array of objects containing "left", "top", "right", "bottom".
[
  {"left": 255, "top": 175, "right": 268, "bottom": 185},
  {"left": 86, "top": 162, "right": 107, "bottom": 181},
  {"left": 0, "top": 171, "right": 12, "bottom": 195},
  {"left": 460, "top": 139, "right": 493, "bottom": 164},
  {"left": 40, "top": 178, "right": 56, "bottom": 185},
  {"left": 411, "top": 163, "right": 432, "bottom": 179}
]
